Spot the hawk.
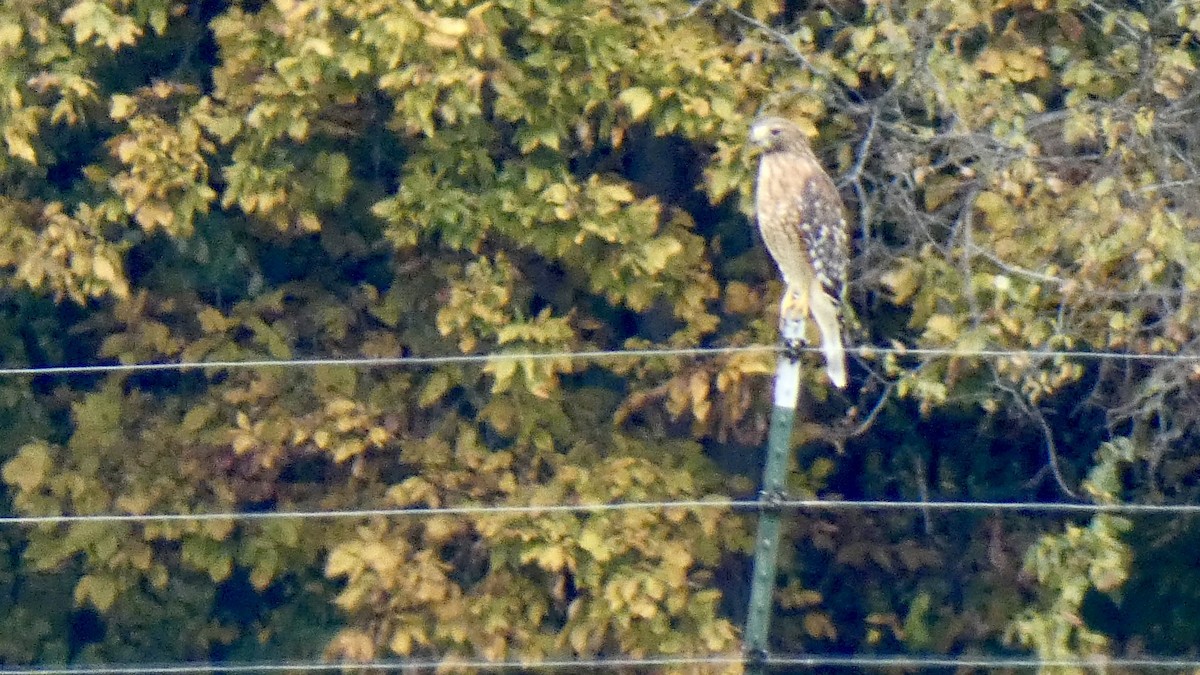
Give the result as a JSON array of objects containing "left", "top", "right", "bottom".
[{"left": 749, "top": 116, "right": 849, "bottom": 388}]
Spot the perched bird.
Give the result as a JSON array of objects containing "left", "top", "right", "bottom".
[{"left": 748, "top": 116, "right": 850, "bottom": 388}]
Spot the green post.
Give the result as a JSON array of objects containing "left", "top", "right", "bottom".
[{"left": 744, "top": 321, "right": 805, "bottom": 674}]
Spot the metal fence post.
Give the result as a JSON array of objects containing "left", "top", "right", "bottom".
[{"left": 744, "top": 321, "right": 805, "bottom": 674}]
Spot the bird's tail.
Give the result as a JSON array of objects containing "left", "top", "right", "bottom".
[{"left": 809, "top": 289, "right": 847, "bottom": 388}]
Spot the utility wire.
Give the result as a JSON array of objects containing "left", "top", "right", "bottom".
[
  {"left": 4, "top": 345, "right": 1194, "bottom": 673},
  {"left": 0, "top": 346, "right": 774, "bottom": 377},
  {"left": 0, "top": 343, "right": 1197, "bottom": 378},
  {"left": 5, "top": 653, "right": 1200, "bottom": 674},
  {"left": 765, "top": 654, "right": 1200, "bottom": 669},
  {"left": 5, "top": 498, "right": 1200, "bottom": 527},
  {"left": 0, "top": 656, "right": 743, "bottom": 675}
]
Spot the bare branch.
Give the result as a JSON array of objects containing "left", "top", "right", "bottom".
[
  {"left": 838, "top": 108, "right": 879, "bottom": 189},
  {"left": 720, "top": 4, "right": 831, "bottom": 81},
  {"left": 968, "top": 246, "right": 1069, "bottom": 286},
  {"left": 995, "top": 378, "right": 1079, "bottom": 498}
]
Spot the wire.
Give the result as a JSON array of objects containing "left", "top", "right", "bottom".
[
  {"left": 5, "top": 497, "right": 1198, "bottom": 527},
  {"left": 5, "top": 653, "right": 1200, "bottom": 674},
  {"left": 0, "top": 499, "right": 739, "bottom": 526},
  {"left": 765, "top": 654, "right": 1200, "bottom": 669},
  {"left": 0, "top": 657, "right": 740, "bottom": 674},
  {"left": 0, "top": 656, "right": 745, "bottom": 674},
  {"left": 0, "top": 346, "right": 774, "bottom": 377},
  {"left": 6, "top": 341, "right": 1194, "bottom": 674},
  {"left": 777, "top": 498, "right": 1200, "bottom": 514},
  {"left": 0, "top": 343, "right": 1197, "bottom": 378}
]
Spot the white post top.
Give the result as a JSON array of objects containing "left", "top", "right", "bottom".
[{"left": 773, "top": 318, "right": 806, "bottom": 409}]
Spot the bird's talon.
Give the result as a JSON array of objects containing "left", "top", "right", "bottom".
[
  {"left": 782, "top": 338, "right": 804, "bottom": 361},
  {"left": 779, "top": 316, "right": 807, "bottom": 343}
]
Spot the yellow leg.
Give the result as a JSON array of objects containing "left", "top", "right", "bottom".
[{"left": 779, "top": 285, "right": 810, "bottom": 339}]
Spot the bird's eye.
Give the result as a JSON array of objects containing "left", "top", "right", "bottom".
[{"left": 769, "top": 128, "right": 782, "bottom": 136}]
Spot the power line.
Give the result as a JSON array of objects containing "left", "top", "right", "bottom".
[
  {"left": 0, "top": 346, "right": 774, "bottom": 377},
  {"left": 782, "top": 498, "right": 1200, "bottom": 514},
  {"left": 4, "top": 653, "right": 1200, "bottom": 674},
  {"left": 0, "top": 656, "right": 745, "bottom": 674},
  {"left": 765, "top": 654, "right": 1200, "bottom": 669},
  {"left": 0, "top": 656, "right": 740, "bottom": 675},
  {"left": 0, "top": 499, "right": 739, "bottom": 526},
  {"left": 0, "top": 343, "right": 1197, "bottom": 378},
  {"left": 5, "top": 497, "right": 1199, "bottom": 527}
]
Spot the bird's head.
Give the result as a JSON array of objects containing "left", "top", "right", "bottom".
[{"left": 748, "top": 117, "right": 811, "bottom": 154}]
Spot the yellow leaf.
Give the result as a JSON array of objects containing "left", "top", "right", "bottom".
[
  {"left": 360, "top": 541, "right": 399, "bottom": 574},
  {"left": 91, "top": 255, "right": 119, "bottom": 284},
  {"left": 486, "top": 358, "right": 518, "bottom": 393},
  {"left": 297, "top": 212, "right": 321, "bottom": 231},
  {"left": 4, "top": 129, "right": 36, "bottom": 164},
  {"left": 880, "top": 264, "right": 919, "bottom": 304},
  {"left": 661, "top": 544, "right": 692, "bottom": 571},
  {"left": 641, "top": 237, "right": 682, "bottom": 274},
  {"left": 630, "top": 598, "right": 657, "bottom": 618},
  {"left": 973, "top": 191, "right": 1017, "bottom": 231},
  {"left": 568, "top": 625, "right": 591, "bottom": 652},
  {"left": 850, "top": 26, "right": 876, "bottom": 53},
  {"left": 115, "top": 493, "right": 152, "bottom": 514},
  {"left": 924, "top": 314, "right": 960, "bottom": 341},
  {"left": 181, "top": 402, "right": 218, "bottom": 431},
  {"left": 250, "top": 561, "right": 276, "bottom": 590},
  {"left": 302, "top": 38, "right": 333, "bottom": 57},
  {"left": 325, "top": 398, "right": 357, "bottom": 416},
  {"left": 390, "top": 628, "right": 414, "bottom": 655},
  {"left": 535, "top": 545, "right": 569, "bottom": 571},
  {"left": 803, "top": 611, "right": 837, "bottom": 640},
  {"left": 313, "top": 429, "right": 331, "bottom": 449},
  {"left": 197, "top": 307, "right": 230, "bottom": 333},
  {"left": 0, "top": 22, "right": 23, "bottom": 49},
  {"left": 922, "top": 175, "right": 959, "bottom": 212},
  {"left": 600, "top": 183, "right": 635, "bottom": 203},
  {"left": 232, "top": 434, "right": 257, "bottom": 454},
  {"left": 332, "top": 439, "right": 366, "bottom": 462},
  {"left": 368, "top": 426, "right": 390, "bottom": 446},
  {"left": 341, "top": 52, "right": 372, "bottom": 77},
  {"left": 578, "top": 529, "right": 611, "bottom": 561},
  {"left": 976, "top": 49, "right": 1005, "bottom": 75},
  {"left": 722, "top": 281, "right": 758, "bottom": 314},
  {"left": 75, "top": 574, "right": 119, "bottom": 611},
  {"left": 618, "top": 87, "right": 654, "bottom": 121},
  {"left": 433, "top": 16, "right": 469, "bottom": 37},
  {"left": 2, "top": 443, "right": 52, "bottom": 492},
  {"left": 544, "top": 183, "right": 571, "bottom": 205},
  {"left": 1134, "top": 107, "right": 1155, "bottom": 137},
  {"left": 110, "top": 94, "right": 137, "bottom": 120},
  {"left": 325, "top": 546, "right": 361, "bottom": 578}
]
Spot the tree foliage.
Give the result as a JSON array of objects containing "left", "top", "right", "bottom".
[{"left": 1, "top": 0, "right": 1199, "bottom": 670}]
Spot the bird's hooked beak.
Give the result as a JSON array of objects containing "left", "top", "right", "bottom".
[
  {"left": 747, "top": 123, "right": 770, "bottom": 147},
  {"left": 747, "top": 124, "right": 774, "bottom": 159}
]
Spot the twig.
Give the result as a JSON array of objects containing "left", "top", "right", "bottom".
[
  {"left": 969, "top": 246, "right": 1069, "bottom": 286},
  {"left": 721, "top": 4, "right": 832, "bottom": 81},
  {"left": 679, "top": 0, "right": 713, "bottom": 20},
  {"left": 839, "top": 108, "right": 879, "bottom": 188},
  {"left": 851, "top": 179, "right": 873, "bottom": 243},
  {"left": 995, "top": 379, "right": 1078, "bottom": 498},
  {"left": 848, "top": 382, "right": 895, "bottom": 438},
  {"left": 914, "top": 455, "right": 933, "bottom": 535}
]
